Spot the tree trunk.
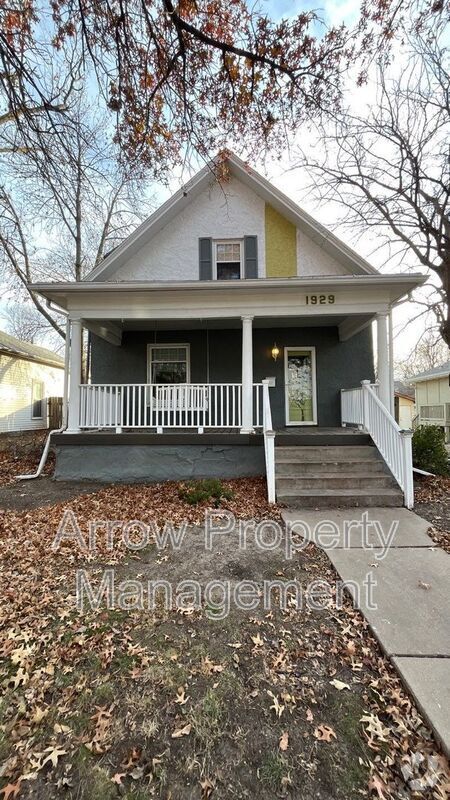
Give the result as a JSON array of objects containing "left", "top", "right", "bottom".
[{"left": 440, "top": 261, "right": 450, "bottom": 349}]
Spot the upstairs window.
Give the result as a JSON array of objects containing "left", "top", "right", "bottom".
[{"left": 214, "top": 241, "right": 241, "bottom": 280}]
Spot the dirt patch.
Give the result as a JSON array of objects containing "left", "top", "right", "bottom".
[
  {"left": 414, "top": 475, "right": 450, "bottom": 553},
  {"left": 0, "top": 476, "right": 106, "bottom": 511}
]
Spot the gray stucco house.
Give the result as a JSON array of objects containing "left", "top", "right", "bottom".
[{"left": 32, "top": 152, "right": 425, "bottom": 507}]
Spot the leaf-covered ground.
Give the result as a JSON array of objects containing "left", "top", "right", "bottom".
[
  {"left": 414, "top": 475, "right": 450, "bottom": 554},
  {"left": 0, "top": 432, "right": 54, "bottom": 487},
  {"left": 0, "top": 475, "right": 449, "bottom": 800}
]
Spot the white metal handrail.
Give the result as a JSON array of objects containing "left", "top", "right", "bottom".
[
  {"left": 262, "top": 379, "right": 276, "bottom": 503},
  {"left": 341, "top": 380, "right": 414, "bottom": 508},
  {"left": 79, "top": 383, "right": 264, "bottom": 431}
]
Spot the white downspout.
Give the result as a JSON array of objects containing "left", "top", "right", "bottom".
[{"left": 17, "top": 317, "right": 70, "bottom": 480}]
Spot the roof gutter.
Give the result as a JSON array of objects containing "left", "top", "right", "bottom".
[{"left": 30, "top": 273, "right": 428, "bottom": 295}]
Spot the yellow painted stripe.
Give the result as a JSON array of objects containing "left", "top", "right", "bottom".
[{"left": 265, "top": 204, "right": 297, "bottom": 277}]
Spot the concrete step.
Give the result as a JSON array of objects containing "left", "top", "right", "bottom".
[
  {"left": 276, "top": 473, "right": 397, "bottom": 491},
  {"left": 275, "top": 432, "right": 372, "bottom": 447},
  {"left": 275, "top": 445, "right": 379, "bottom": 461},
  {"left": 275, "top": 459, "right": 387, "bottom": 475},
  {"left": 277, "top": 488, "right": 404, "bottom": 508}
]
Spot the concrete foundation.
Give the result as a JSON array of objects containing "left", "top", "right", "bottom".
[{"left": 54, "top": 444, "right": 265, "bottom": 482}]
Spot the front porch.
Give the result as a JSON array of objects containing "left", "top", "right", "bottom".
[
  {"left": 66, "top": 315, "right": 385, "bottom": 435},
  {"left": 31, "top": 275, "right": 419, "bottom": 505}
]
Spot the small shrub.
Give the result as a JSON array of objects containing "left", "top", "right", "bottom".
[
  {"left": 179, "top": 478, "right": 234, "bottom": 506},
  {"left": 412, "top": 425, "right": 449, "bottom": 475}
]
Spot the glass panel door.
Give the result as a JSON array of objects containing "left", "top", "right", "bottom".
[{"left": 285, "top": 347, "right": 317, "bottom": 425}]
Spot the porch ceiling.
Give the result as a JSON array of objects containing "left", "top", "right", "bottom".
[{"left": 83, "top": 312, "right": 373, "bottom": 345}]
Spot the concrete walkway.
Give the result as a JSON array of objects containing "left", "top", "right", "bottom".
[{"left": 282, "top": 507, "right": 450, "bottom": 756}]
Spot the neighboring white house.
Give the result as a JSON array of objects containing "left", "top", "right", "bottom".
[
  {"left": 0, "top": 330, "right": 64, "bottom": 433},
  {"left": 394, "top": 381, "right": 415, "bottom": 430},
  {"left": 411, "top": 359, "right": 450, "bottom": 441}
]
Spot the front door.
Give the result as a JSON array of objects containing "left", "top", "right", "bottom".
[{"left": 284, "top": 347, "right": 317, "bottom": 426}]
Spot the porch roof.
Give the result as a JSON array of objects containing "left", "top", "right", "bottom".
[
  {"left": 31, "top": 273, "right": 426, "bottom": 347},
  {"left": 32, "top": 272, "right": 425, "bottom": 309}
]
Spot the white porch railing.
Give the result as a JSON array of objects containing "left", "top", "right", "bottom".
[
  {"left": 341, "top": 380, "right": 414, "bottom": 508},
  {"left": 262, "top": 379, "right": 276, "bottom": 503},
  {"left": 79, "top": 383, "right": 264, "bottom": 430}
]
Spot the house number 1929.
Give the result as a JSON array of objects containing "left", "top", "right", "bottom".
[{"left": 305, "top": 294, "right": 335, "bottom": 305}]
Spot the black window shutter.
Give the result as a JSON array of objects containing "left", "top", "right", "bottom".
[
  {"left": 199, "top": 237, "right": 213, "bottom": 280},
  {"left": 244, "top": 236, "right": 258, "bottom": 278}
]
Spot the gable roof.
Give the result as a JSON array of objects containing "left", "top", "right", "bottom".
[
  {"left": 86, "top": 151, "right": 380, "bottom": 282},
  {"left": 0, "top": 330, "right": 64, "bottom": 369},
  {"left": 411, "top": 359, "right": 450, "bottom": 383}
]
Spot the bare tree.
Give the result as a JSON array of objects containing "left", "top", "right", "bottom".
[
  {"left": 3, "top": 302, "right": 48, "bottom": 343},
  {"left": 0, "top": 97, "right": 151, "bottom": 339},
  {"left": 297, "top": 23, "right": 450, "bottom": 346},
  {"left": 395, "top": 331, "right": 449, "bottom": 381}
]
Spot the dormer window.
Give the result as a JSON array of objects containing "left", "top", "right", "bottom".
[{"left": 214, "top": 240, "right": 242, "bottom": 280}]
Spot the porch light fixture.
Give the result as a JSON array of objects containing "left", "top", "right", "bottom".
[{"left": 271, "top": 343, "right": 280, "bottom": 361}]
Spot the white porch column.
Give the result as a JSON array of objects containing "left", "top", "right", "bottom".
[
  {"left": 388, "top": 308, "right": 395, "bottom": 417},
  {"left": 377, "top": 312, "right": 390, "bottom": 410},
  {"left": 67, "top": 318, "right": 82, "bottom": 433},
  {"left": 241, "top": 315, "right": 254, "bottom": 433}
]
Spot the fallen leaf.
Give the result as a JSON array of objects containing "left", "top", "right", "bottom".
[
  {"left": 31, "top": 707, "right": 48, "bottom": 724},
  {"left": 171, "top": 722, "right": 192, "bottom": 738},
  {"left": 202, "top": 656, "right": 224, "bottom": 674},
  {"left": 314, "top": 725, "right": 336, "bottom": 742},
  {"left": 200, "top": 776, "right": 214, "bottom": 798},
  {"left": 368, "top": 773, "right": 388, "bottom": 798},
  {"left": 279, "top": 731, "right": 289, "bottom": 751},
  {"left": 111, "top": 773, "right": 126, "bottom": 785},
  {"left": 0, "top": 783, "right": 21, "bottom": 800},
  {"left": 174, "top": 687, "right": 189, "bottom": 705},
  {"left": 267, "top": 690, "right": 284, "bottom": 718},
  {"left": 41, "top": 746, "right": 67, "bottom": 769},
  {"left": 330, "top": 678, "right": 351, "bottom": 691}
]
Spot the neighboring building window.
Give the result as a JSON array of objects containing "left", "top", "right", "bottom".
[
  {"left": 148, "top": 345, "right": 190, "bottom": 384},
  {"left": 32, "top": 380, "right": 44, "bottom": 418},
  {"left": 214, "top": 241, "right": 242, "bottom": 280},
  {"left": 420, "top": 404, "right": 444, "bottom": 419}
]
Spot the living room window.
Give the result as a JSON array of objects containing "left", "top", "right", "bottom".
[
  {"left": 148, "top": 344, "right": 190, "bottom": 384},
  {"left": 214, "top": 240, "right": 242, "bottom": 280}
]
